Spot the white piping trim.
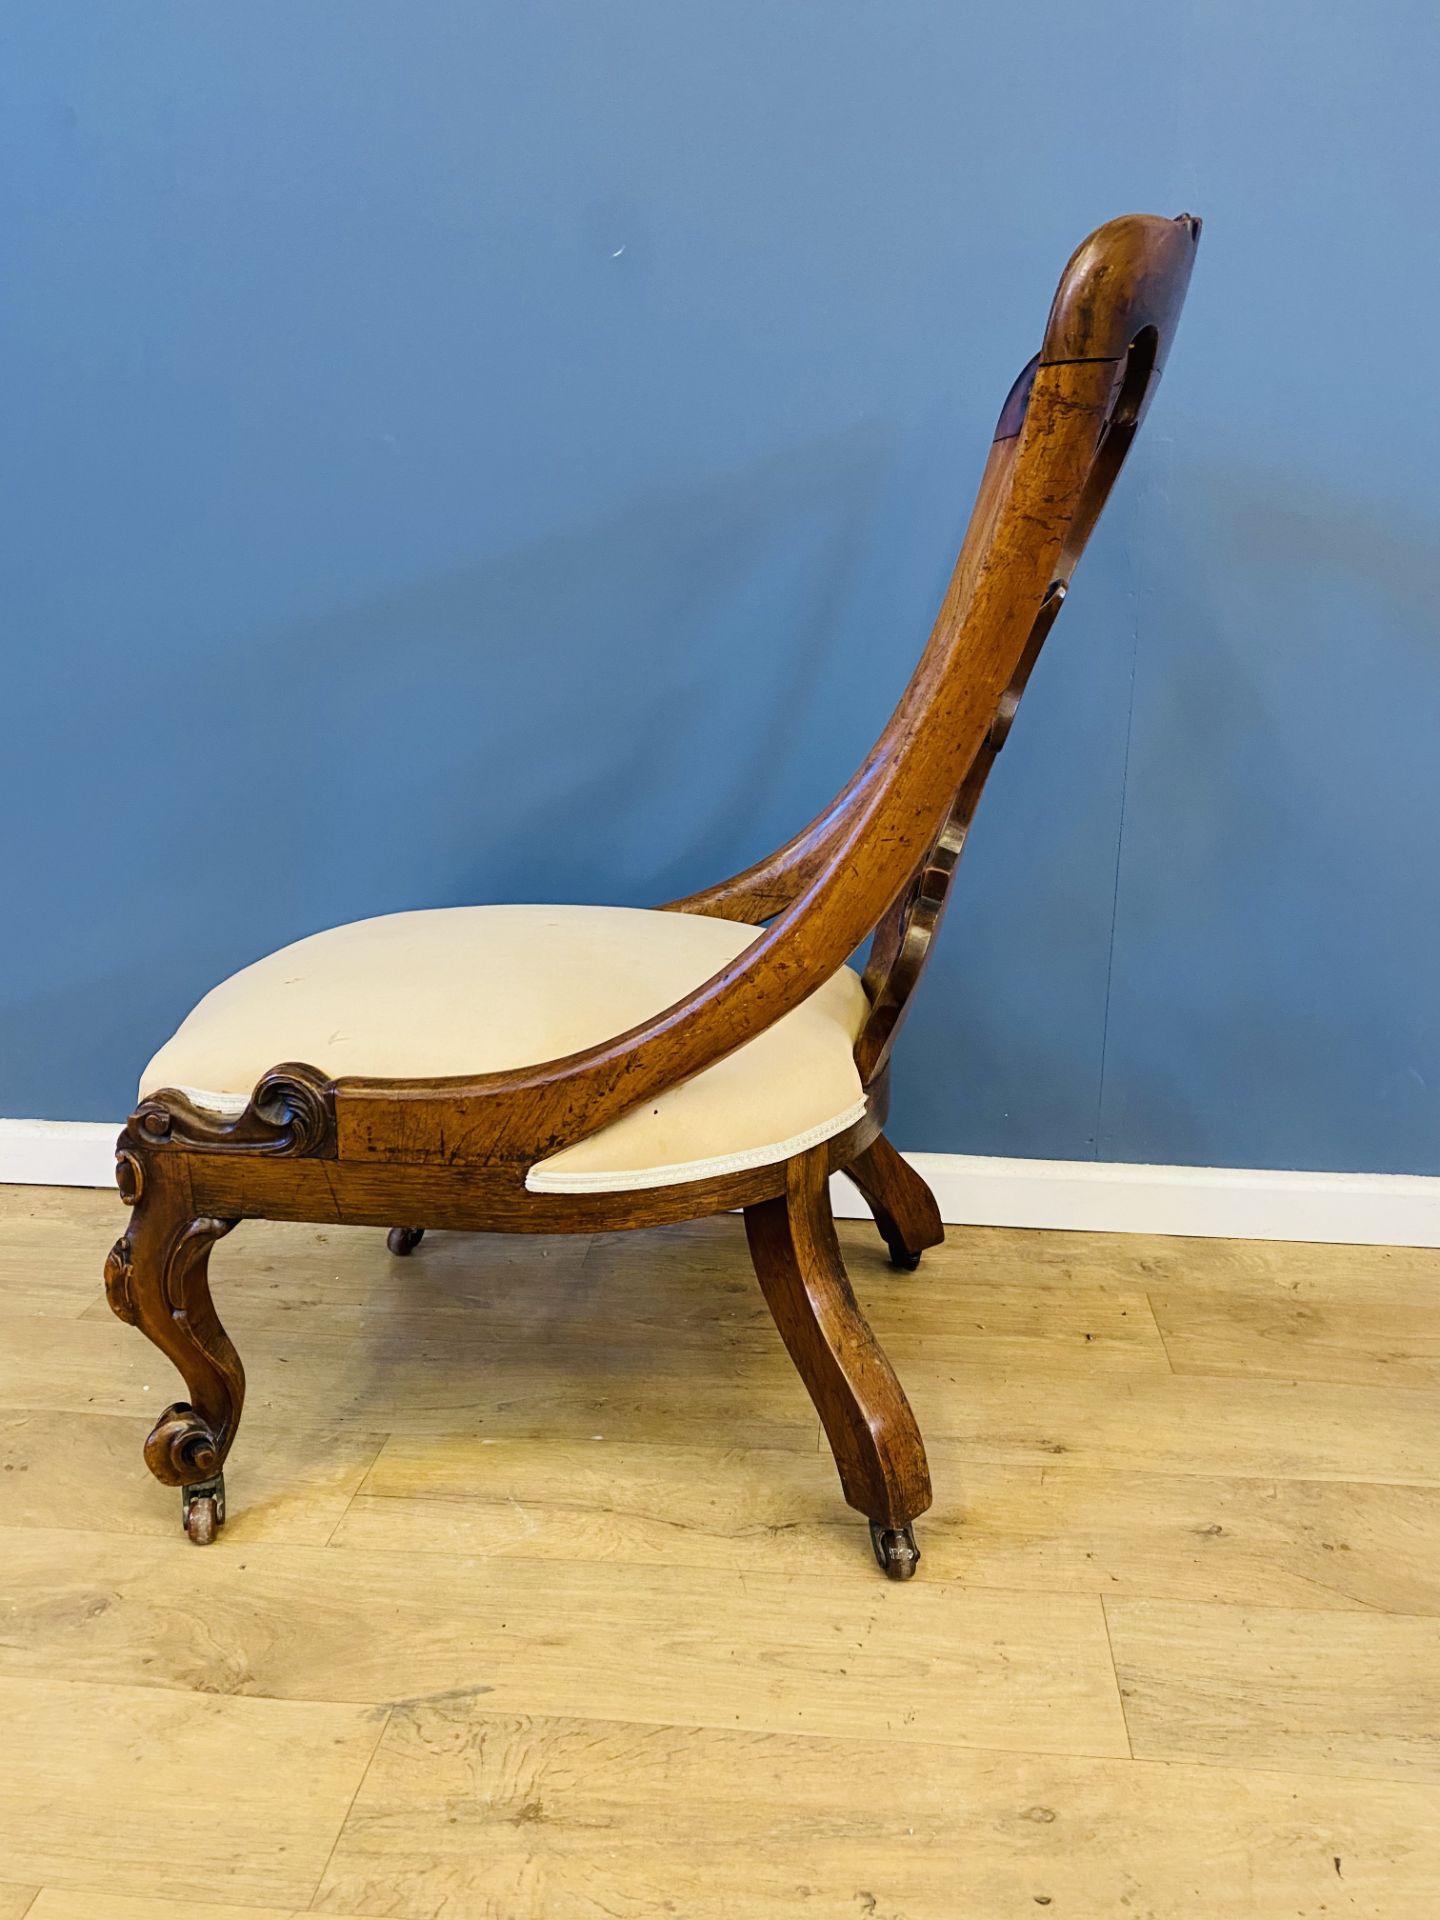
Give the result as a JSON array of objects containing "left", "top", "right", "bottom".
[{"left": 524, "top": 1099, "right": 871, "bottom": 1193}]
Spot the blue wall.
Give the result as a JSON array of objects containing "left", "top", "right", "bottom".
[{"left": 4, "top": 2, "right": 1437, "bottom": 1173}]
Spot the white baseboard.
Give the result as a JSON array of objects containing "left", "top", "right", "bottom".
[
  {"left": 0, "top": 1119, "right": 119, "bottom": 1190},
  {"left": 831, "top": 1153, "right": 1440, "bottom": 1248},
  {"left": 2, "top": 1117, "right": 1436, "bottom": 1249}
]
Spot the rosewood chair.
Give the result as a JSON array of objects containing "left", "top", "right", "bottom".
[{"left": 105, "top": 212, "right": 1199, "bottom": 1576}]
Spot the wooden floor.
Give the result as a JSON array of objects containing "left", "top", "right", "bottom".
[{"left": 1, "top": 1186, "right": 1438, "bottom": 1918}]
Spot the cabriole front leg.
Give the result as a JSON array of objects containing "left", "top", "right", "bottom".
[{"left": 105, "top": 1142, "right": 242, "bottom": 1544}]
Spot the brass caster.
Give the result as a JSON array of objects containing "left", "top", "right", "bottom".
[
  {"left": 870, "top": 1521, "right": 920, "bottom": 1580},
  {"left": 387, "top": 1226, "right": 425, "bottom": 1257},
  {"left": 182, "top": 1474, "right": 225, "bottom": 1546}
]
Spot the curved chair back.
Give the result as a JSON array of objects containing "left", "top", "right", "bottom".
[{"left": 671, "top": 212, "right": 1201, "bottom": 1084}]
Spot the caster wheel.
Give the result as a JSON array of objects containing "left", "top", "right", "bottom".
[
  {"left": 182, "top": 1474, "right": 225, "bottom": 1546},
  {"left": 186, "top": 1496, "right": 219, "bottom": 1545},
  {"left": 870, "top": 1521, "right": 920, "bottom": 1580},
  {"left": 387, "top": 1226, "right": 425, "bottom": 1256},
  {"left": 888, "top": 1246, "right": 923, "bottom": 1272}
]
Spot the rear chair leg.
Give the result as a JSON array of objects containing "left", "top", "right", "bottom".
[
  {"left": 843, "top": 1133, "right": 945, "bottom": 1270},
  {"left": 105, "top": 1144, "right": 243, "bottom": 1544},
  {"left": 745, "top": 1146, "right": 932, "bottom": 1578}
]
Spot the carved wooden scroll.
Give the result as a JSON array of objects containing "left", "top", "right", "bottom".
[{"left": 131, "top": 1062, "right": 336, "bottom": 1158}]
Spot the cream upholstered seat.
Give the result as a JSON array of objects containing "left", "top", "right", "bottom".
[{"left": 139, "top": 905, "right": 870, "bottom": 1194}]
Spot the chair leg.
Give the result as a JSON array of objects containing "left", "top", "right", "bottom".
[
  {"left": 843, "top": 1133, "right": 945, "bottom": 1270},
  {"left": 387, "top": 1226, "right": 426, "bottom": 1256},
  {"left": 744, "top": 1146, "right": 932, "bottom": 1578},
  {"left": 104, "top": 1151, "right": 243, "bottom": 1544}
]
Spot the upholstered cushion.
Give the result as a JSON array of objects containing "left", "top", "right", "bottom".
[{"left": 139, "top": 905, "right": 870, "bottom": 1194}]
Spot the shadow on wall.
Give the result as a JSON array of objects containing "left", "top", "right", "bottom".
[
  {"left": 224, "top": 418, "right": 900, "bottom": 910},
  {"left": 5, "top": 419, "right": 902, "bottom": 1119},
  {"left": 887, "top": 444, "right": 1440, "bottom": 1173},
  {"left": 1098, "top": 448, "right": 1440, "bottom": 1173}
]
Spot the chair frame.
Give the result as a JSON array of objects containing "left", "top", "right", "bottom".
[{"left": 105, "top": 213, "right": 1199, "bottom": 1572}]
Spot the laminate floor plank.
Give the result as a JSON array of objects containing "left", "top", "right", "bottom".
[
  {"left": 1106, "top": 1598, "right": 1440, "bottom": 1781},
  {"left": 336, "top": 1437, "right": 1440, "bottom": 1612},
  {"left": 0, "top": 1525, "right": 1127, "bottom": 1759},
  {"left": 856, "top": 1217, "right": 1440, "bottom": 1309},
  {"left": 906, "top": 1369, "right": 1440, "bottom": 1485},
  {"left": 1150, "top": 1288, "right": 1440, "bottom": 1390},
  {"left": 0, "top": 1675, "right": 381, "bottom": 1907},
  {"left": 0, "top": 1310, "right": 822, "bottom": 1451},
  {"left": 314, "top": 1703, "right": 1440, "bottom": 1920},
  {"left": 0, "top": 1409, "right": 386, "bottom": 1545},
  {"left": 30, "top": 1896, "right": 378, "bottom": 1920}
]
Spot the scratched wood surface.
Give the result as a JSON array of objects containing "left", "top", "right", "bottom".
[{"left": 2, "top": 1183, "right": 1438, "bottom": 1917}]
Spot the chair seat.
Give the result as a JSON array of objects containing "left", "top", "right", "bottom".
[{"left": 139, "top": 905, "right": 871, "bottom": 1193}]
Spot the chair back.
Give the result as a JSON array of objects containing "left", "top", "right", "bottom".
[{"left": 670, "top": 212, "right": 1201, "bottom": 1085}]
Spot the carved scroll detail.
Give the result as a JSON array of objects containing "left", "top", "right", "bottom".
[
  {"left": 103, "top": 1236, "right": 137, "bottom": 1324},
  {"left": 115, "top": 1148, "right": 144, "bottom": 1206},
  {"left": 162, "top": 1215, "right": 239, "bottom": 1307},
  {"left": 144, "top": 1400, "right": 224, "bottom": 1485},
  {"left": 133, "top": 1062, "right": 336, "bottom": 1158}
]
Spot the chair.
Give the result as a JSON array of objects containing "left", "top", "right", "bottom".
[{"left": 104, "top": 213, "right": 1199, "bottom": 1575}]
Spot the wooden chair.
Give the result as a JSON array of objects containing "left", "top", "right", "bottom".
[{"left": 105, "top": 213, "right": 1199, "bottom": 1575}]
